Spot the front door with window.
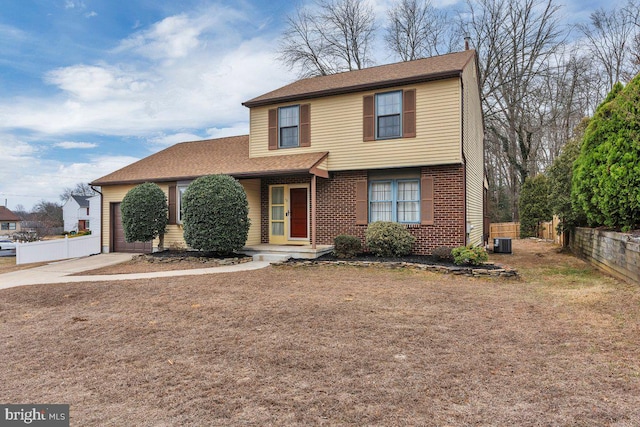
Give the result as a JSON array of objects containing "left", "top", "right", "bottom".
[{"left": 269, "top": 184, "right": 309, "bottom": 244}]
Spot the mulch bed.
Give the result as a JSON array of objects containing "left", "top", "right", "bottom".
[{"left": 137, "top": 250, "right": 251, "bottom": 263}]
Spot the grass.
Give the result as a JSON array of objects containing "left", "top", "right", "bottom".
[
  {"left": 1, "top": 239, "right": 639, "bottom": 426},
  {"left": 0, "top": 256, "right": 48, "bottom": 274}
]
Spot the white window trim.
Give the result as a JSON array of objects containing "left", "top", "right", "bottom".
[
  {"left": 375, "top": 90, "right": 403, "bottom": 140},
  {"left": 176, "top": 182, "right": 191, "bottom": 224},
  {"left": 278, "top": 104, "right": 300, "bottom": 148}
]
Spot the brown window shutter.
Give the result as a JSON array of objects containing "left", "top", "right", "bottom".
[
  {"left": 421, "top": 177, "right": 434, "bottom": 225},
  {"left": 168, "top": 185, "right": 177, "bottom": 225},
  {"left": 403, "top": 89, "right": 416, "bottom": 138},
  {"left": 300, "top": 103, "right": 311, "bottom": 147},
  {"left": 363, "top": 95, "right": 375, "bottom": 141},
  {"left": 268, "top": 108, "right": 278, "bottom": 150},
  {"left": 355, "top": 180, "right": 368, "bottom": 225}
]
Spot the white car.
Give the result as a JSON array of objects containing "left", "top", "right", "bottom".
[{"left": 0, "top": 239, "right": 16, "bottom": 250}]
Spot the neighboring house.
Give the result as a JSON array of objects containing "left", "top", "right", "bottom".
[
  {"left": 92, "top": 49, "right": 485, "bottom": 254},
  {"left": 0, "top": 206, "right": 21, "bottom": 237},
  {"left": 62, "top": 195, "right": 101, "bottom": 236}
]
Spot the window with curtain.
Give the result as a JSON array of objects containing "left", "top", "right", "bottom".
[{"left": 369, "top": 179, "right": 420, "bottom": 223}]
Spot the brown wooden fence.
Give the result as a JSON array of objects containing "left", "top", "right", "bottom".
[
  {"left": 490, "top": 216, "right": 565, "bottom": 246},
  {"left": 489, "top": 222, "right": 520, "bottom": 241}
]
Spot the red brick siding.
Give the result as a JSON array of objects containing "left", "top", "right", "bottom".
[
  {"left": 316, "top": 170, "right": 369, "bottom": 244},
  {"left": 260, "top": 165, "right": 466, "bottom": 254}
]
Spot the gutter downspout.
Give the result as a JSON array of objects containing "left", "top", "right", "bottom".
[{"left": 90, "top": 185, "right": 104, "bottom": 253}]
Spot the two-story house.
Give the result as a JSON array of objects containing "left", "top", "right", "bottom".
[
  {"left": 63, "top": 195, "right": 101, "bottom": 235},
  {"left": 92, "top": 49, "right": 484, "bottom": 255}
]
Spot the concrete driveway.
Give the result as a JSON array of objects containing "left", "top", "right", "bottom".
[{"left": 0, "top": 253, "right": 270, "bottom": 290}]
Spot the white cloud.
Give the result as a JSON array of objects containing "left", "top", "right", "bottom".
[
  {"left": 44, "top": 64, "right": 151, "bottom": 101},
  {"left": 0, "top": 8, "right": 293, "bottom": 137},
  {"left": 65, "top": 0, "right": 85, "bottom": 9},
  {"left": 148, "top": 132, "right": 206, "bottom": 146},
  {"left": 54, "top": 141, "right": 98, "bottom": 149},
  {"left": 0, "top": 147, "right": 139, "bottom": 211},
  {"left": 205, "top": 124, "right": 249, "bottom": 139},
  {"left": 0, "top": 3, "right": 297, "bottom": 210},
  {"left": 85, "top": 11, "right": 98, "bottom": 18},
  {"left": 116, "top": 14, "right": 202, "bottom": 60}
]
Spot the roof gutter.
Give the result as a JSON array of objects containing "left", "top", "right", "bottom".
[{"left": 91, "top": 168, "right": 328, "bottom": 187}]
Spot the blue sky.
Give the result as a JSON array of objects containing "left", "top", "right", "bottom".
[{"left": 0, "top": 0, "right": 622, "bottom": 211}]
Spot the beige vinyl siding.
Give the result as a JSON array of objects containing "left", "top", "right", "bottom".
[
  {"left": 461, "top": 59, "right": 485, "bottom": 246},
  {"left": 241, "top": 179, "right": 261, "bottom": 245},
  {"left": 249, "top": 79, "right": 462, "bottom": 170},
  {"left": 315, "top": 157, "right": 328, "bottom": 171},
  {"left": 101, "top": 179, "right": 262, "bottom": 252},
  {"left": 100, "top": 184, "right": 134, "bottom": 253}
]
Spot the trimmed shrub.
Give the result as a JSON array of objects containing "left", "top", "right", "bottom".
[
  {"left": 181, "top": 174, "right": 250, "bottom": 254},
  {"left": 432, "top": 246, "right": 453, "bottom": 262},
  {"left": 120, "top": 182, "right": 168, "bottom": 249},
  {"left": 451, "top": 245, "right": 488, "bottom": 266},
  {"left": 365, "top": 221, "right": 415, "bottom": 257},
  {"left": 333, "top": 234, "right": 362, "bottom": 258}
]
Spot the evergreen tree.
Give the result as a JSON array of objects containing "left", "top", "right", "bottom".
[
  {"left": 547, "top": 119, "right": 588, "bottom": 242},
  {"left": 519, "top": 174, "right": 552, "bottom": 238},
  {"left": 572, "top": 76, "right": 640, "bottom": 231}
]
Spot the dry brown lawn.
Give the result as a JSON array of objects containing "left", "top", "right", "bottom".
[
  {"left": 0, "top": 256, "right": 48, "bottom": 274},
  {"left": 1, "top": 240, "right": 639, "bottom": 426}
]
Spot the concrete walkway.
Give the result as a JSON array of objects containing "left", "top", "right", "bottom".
[{"left": 0, "top": 253, "right": 270, "bottom": 290}]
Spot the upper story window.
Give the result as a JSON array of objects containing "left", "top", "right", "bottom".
[
  {"left": 376, "top": 91, "right": 402, "bottom": 139},
  {"left": 268, "top": 104, "right": 310, "bottom": 150},
  {"left": 363, "top": 89, "right": 416, "bottom": 142},
  {"left": 279, "top": 105, "right": 299, "bottom": 148}
]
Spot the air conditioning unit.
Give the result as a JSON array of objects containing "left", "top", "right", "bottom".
[{"left": 493, "top": 238, "right": 512, "bottom": 254}]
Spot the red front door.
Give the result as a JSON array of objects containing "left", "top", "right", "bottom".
[{"left": 289, "top": 188, "right": 308, "bottom": 239}]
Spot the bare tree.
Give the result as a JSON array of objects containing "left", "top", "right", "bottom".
[
  {"left": 385, "top": 0, "right": 454, "bottom": 61},
  {"left": 32, "top": 200, "right": 63, "bottom": 236},
  {"left": 625, "top": 0, "right": 640, "bottom": 69},
  {"left": 59, "top": 183, "right": 98, "bottom": 202},
  {"left": 462, "top": 0, "right": 565, "bottom": 220},
  {"left": 279, "top": 0, "right": 375, "bottom": 77},
  {"left": 577, "top": 3, "right": 639, "bottom": 93},
  {"left": 279, "top": 8, "right": 337, "bottom": 77}
]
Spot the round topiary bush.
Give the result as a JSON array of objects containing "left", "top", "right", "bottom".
[
  {"left": 120, "top": 182, "right": 168, "bottom": 249},
  {"left": 364, "top": 221, "right": 415, "bottom": 257},
  {"left": 181, "top": 174, "right": 250, "bottom": 254}
]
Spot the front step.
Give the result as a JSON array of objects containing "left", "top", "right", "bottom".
[
  {"left": 241, "top": 244, "right": 334, "bottom": 263},
  {"left": 252, "top": 253, "right": 292, "bottom": 263}
]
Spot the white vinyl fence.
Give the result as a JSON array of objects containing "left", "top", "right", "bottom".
[{"left": 16, "top": 235, "right": 100, "bottom": 265}]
